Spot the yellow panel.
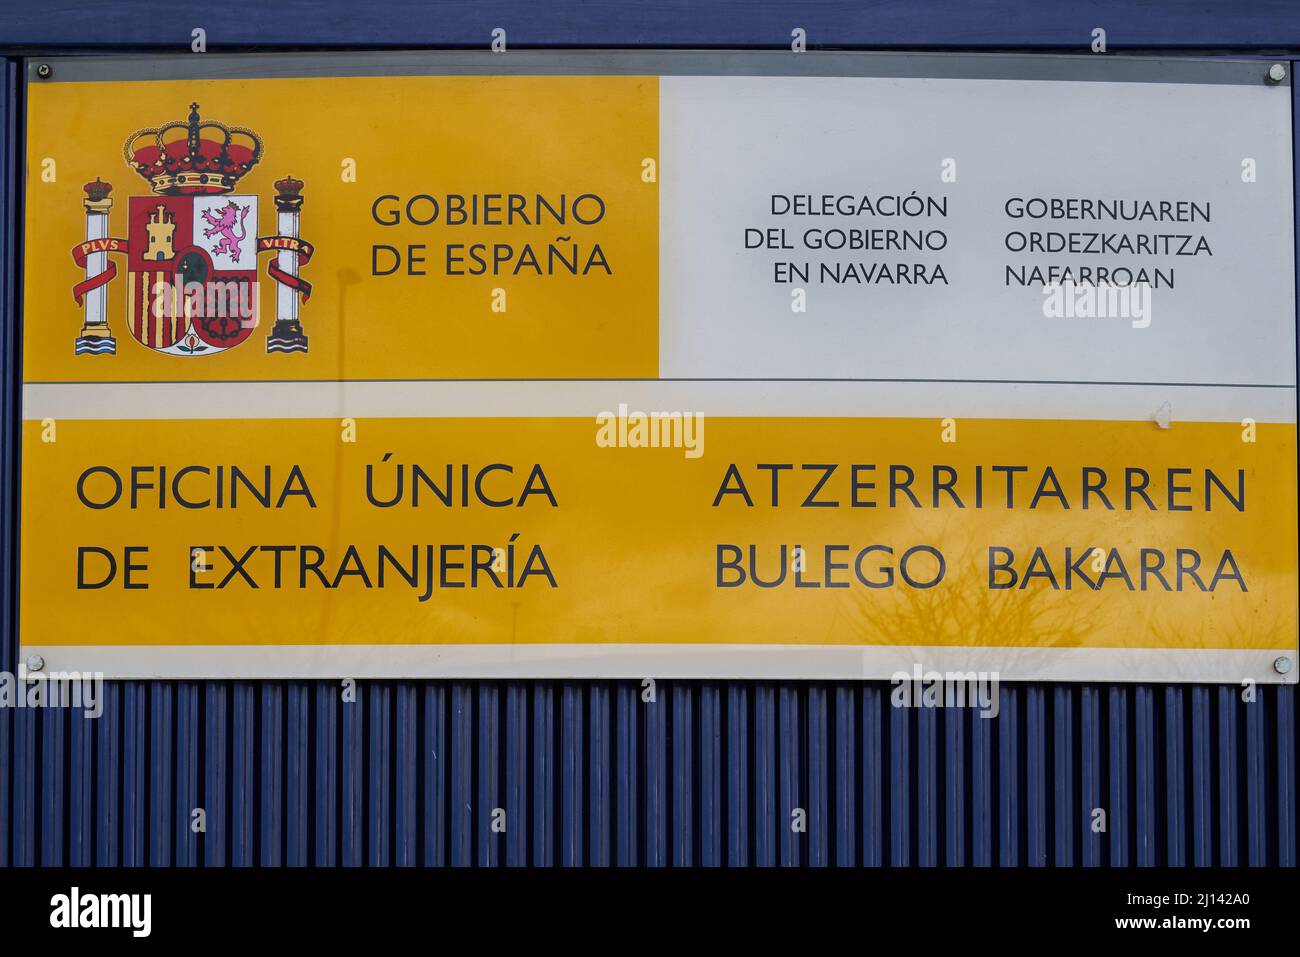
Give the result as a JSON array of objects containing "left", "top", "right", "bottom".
[
  {"left": 19, "top": 417, "right": 1296, "bottom": 649},
  {"left": 24, "top": 75, "right": 659, "bottom": 380}
]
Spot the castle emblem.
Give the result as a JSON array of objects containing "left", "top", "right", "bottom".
[{"left": 71, "top": 102, "right": 314, "bottom": 356}]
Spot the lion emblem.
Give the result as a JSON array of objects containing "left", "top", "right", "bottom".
[{"left": 200, "top": 200, "right": 251, "bottom": 262}]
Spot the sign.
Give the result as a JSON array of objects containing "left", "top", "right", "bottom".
[{"left": 18, "top": 53, "right": 1298, "bottom": 681}]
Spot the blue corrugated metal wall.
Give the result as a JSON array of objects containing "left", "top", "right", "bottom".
[
  {"left": 0, "top": 679, "right": 1295, "bottom": 865},
  {"left": 0, "top": 41, "right": 1296, "bottom": 866}
]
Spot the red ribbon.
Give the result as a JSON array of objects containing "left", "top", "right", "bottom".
[
  {"left": 258, "top": 235, "right": 315, "bottom": 301},
  {"left": 70, "top": 237, "right": 128, "bottom": 305},
  {"left": 71, "top": 235, "right": 314, "bottom": 305}
]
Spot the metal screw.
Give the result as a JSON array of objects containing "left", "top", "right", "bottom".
[
  {"left": 1274, "top": 656, "right": 1293, "bottom": 675},
  {"left": 1266, "top": 63, "right": 1287, "bottom": 84},
  {"left": 35, "top": 63, "right": 51, "bottom": 80},
  {"left": 26, "top": 654, "right": 44, "bottom": 672}
]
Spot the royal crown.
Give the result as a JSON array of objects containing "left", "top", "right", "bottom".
[
  {"left": 123, "top": 102, "right": 263, "bottom": 196},
  {"left": 83, "top": 177, "right": 113, "bottom": 202},
  {"left": 270, "top": 174, "right": 301, "bottom": 213}
]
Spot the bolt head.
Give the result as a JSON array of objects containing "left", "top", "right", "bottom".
[
  {"left": 1267, "top": 63, "right": 1287, "bottom": 83},
  {"left": 35, "top": 63, "right": 51, "bottom": 79},
  {"left": 26, "top": 654, "right": 44, "bottom": 672},
  {"left": 1274, "top": 656, "right": 1293, "bottom": 675}
]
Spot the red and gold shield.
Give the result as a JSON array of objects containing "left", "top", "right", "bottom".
[{"left": 125, "top": 194, "right": 259, "bottom": 355}]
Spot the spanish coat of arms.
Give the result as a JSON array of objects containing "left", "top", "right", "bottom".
[{"left": 71, "top": 102, "right": 314, "bottom": 356}]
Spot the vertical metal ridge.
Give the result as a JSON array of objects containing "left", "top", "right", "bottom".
[
  {"left": 39, "top": 703, "right": 62, "bottom": 866},
  {"left": 504, "top": 683, "right": 527, "bottom": 865},
  {"left": 890, "top": 688, "right": 910, "bottom": 866},
  {"left": 1217, "top": 685, "right": 1240, "bottom": 865},
  {"left": 997, "top": 686, "right": 1019, "bottom": 866},
  {"left": 588, "top": 682, "right": 611, "bottom": 866},
  {"left": 615, "top": 684, "right": 638, "bottom": 866},
  {"left": 120, "top": 684, "right": 144, "bottom": 866},
  {"left": 777, "top": 685, "right": 798, "bottom": 866},
  {"left": 559, "top": 681, "right": 582, "bottom": 866},
  {"left": 231, "top": 683, "right": 255, "bottom": 866},
  {"left": 476, "top": 681, "right": 499, "bottom": 866},
  {"left": 0, "top": 57, "right": 18, "bottom": 872},
  {"left": 286, "top": 683, "right": 310, "bottom": 866},
  {"left": 422, "top": 683, "right": 445, "bottom": 866},
  {"left": 698, "top": 683, "right": 721, "bottom": 867},
  {"left": 752, "top": 683, "right": 776, "bottom": 866},
  {"left": 1190, "top": 685, "right": 1213, "bottom": 866},
  {"left": 448, "top": 682, "right": 471, "bottom": 867},
  {"left": 807, "top": 684, "right": 829, "bottom": 867},
  {"left": 365, "top": 682, "right": 389, "bottom": 867},
  {"left": 94, "top": 683, "right": 119, "bottom": 865},
  {"left": 1080, "top": 686, "right": 1102, "bottom": 867},
  {"left": 832, "top": 684, "right": 856, "bottom": 867},
  {"left": 945, "top": 698, "right": 966, "bottom": 866},
  {"left": 916, "top": 704, "right": 938, "bottom": 866},
  {"left": 644, "top": 679, "right": 667, "bottom": 865},
  {"left": 1025, "top": 686, "right": 1047, "bottom": 866},
  {"left": 1164, "top": 686, "right": 1186, "bottom": 867},
  {"left": 261, "top": 683, "right": 284, "bottom": 866},
  {"left": 1134, "top": 686, "right": 1157, "bottom": 866},
  {"left": 1108, "top": 687, "right": 1129, "bottom": 866},
  {"left": 1277, "top": 686, "right": 1296, "bottom": 866},
  {"left": 970, "top": 690, "right": 992, "bottom": 866},
  {"left": 530, "top": 682, "right": 553, "bottom": 866},
  {"left": 862, "top": 685, "right": 884, "bottom": 867},
  {"left": 672, "top": 682, "right": 694, "bottom": 866}
]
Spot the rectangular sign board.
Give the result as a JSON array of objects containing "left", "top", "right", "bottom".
[{"left": 18, "top": 52, "right": 1298, "bottom": 681}]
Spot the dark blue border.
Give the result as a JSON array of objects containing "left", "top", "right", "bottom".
[
  {"left": 0, "top": 5, "right": 1295, "bottom": 871},
  {"left": 1, "top": 1, "right": 1300, "bottom": 53},
  {"left": 0, "top": 58, "right": 17, "bottom": 865}
]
